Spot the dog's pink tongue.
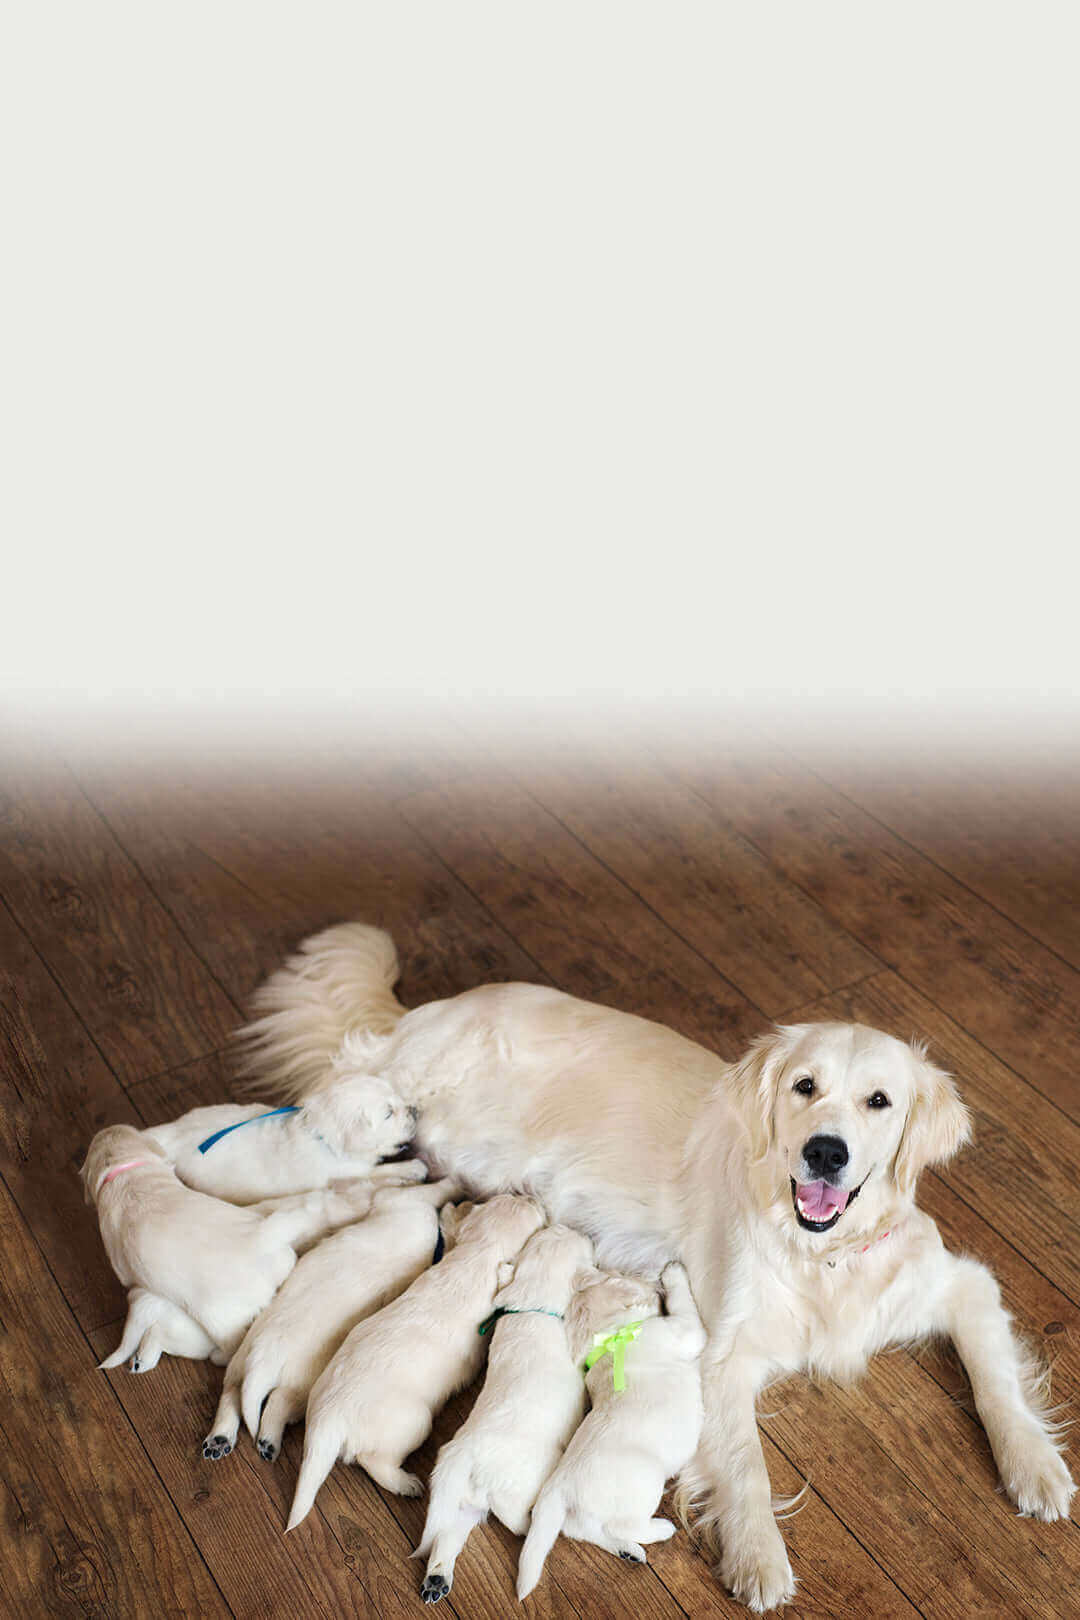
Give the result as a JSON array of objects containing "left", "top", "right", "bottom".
[{"left": 798, "top": 1181, "right": 851, "bottom": 1220}]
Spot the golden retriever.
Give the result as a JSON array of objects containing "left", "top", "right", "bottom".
[{"left": 241, "top": 923, "right": 1074, "bottom": 1611}]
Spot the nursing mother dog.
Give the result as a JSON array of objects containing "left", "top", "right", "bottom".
[{"left": 241, "top": 923, "right": 1075, "bottom": 1612}]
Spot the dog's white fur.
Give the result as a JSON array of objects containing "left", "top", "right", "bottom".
[
  {"left": 517, "top": 1260, "right": 705, "bottom": 1598},
  {"left": 286, "top": 1193, "right": 546, "bottom": 1530},
  {"left": 247, "top": 924, "right": 1075, "bottom": 1610},
  {"left": 82, "top": 1122, "right": 408, "bottom": 1360},
  {"left": 143, "top": 1076, "right": 419, "bottom": 1204},
  {"left": 99, "top": 1287, "right": 227, "bottom": 1373},
  {"left": 202, "top": 1177, "right": 458, "bottom": 1463},
  {"left": 415, "top": 1223, "right": 595, "bottom": 1604}
]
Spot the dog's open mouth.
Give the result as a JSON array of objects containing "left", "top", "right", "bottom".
[{"left": 790, "top": 1176, "right": 863, "bottom": 1234}]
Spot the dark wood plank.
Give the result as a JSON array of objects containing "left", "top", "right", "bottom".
[
  {"left": 68, "top": 760, "right": 547, "bottom": 1019},
  {"left": 398, "top": 773, "right": 765, "bottom": 1058},
  {"left": 0, "top": 755, "right": 239, "bottom": 1084},
  {"left": 0, "top": 1178, "right": 230, "bottom": 1619},
  {"left": 0, "top": 900, "right": 141, "bottom": 1332},
  {"left": 652, "top": 738, "right": 1080, "bottom": 1121},
  {"left": 783, "top": 969, "right": 1080, "bottom": 1306},
  {"left": 807, "top": 757, "right": 1080, "bottom": 973},
  {"left": 446, "top": 735, "right": 881, "bottom": 1017}
]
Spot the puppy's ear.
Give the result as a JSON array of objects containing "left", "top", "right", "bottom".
[
  {"left": 439, "top": 1201, "right": 473, "bottom": 1247},
  {"left": 570, "top": 1265, "right": 607, "bottom": 1292},
  {"left": 726, "top": 1028, "right": 795, "bottom": 1163},
  {"left": 893, "top": 1044, "right": 972, "bottom": 1197},
  {"left": 78, "top": 1153, "right": 94, "bottom": 1206}
]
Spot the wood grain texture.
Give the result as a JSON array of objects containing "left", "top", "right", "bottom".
[
  {"left": 652, "top": 738, "right": 1080, "bottom": 1121},
  {"left": 1, "top": 728, "right": 1077, "bottom": 1618}
]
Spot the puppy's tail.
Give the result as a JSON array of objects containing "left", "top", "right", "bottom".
[
  {"left": 235, "top": 922, "right": 407, "bottom": 1100},
  {"left": 98, "top": 1290, "right": 156, "bottom": 1369},
  {"left": 286, "top": 1421, "right": 340, "bottom": 1531},
  {"left": 516, "top": 1488, "right": 566, "bottom": 1600}
]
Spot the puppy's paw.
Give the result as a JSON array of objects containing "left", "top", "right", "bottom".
[
  {"left": 398, "top": 1471, "right": 424, "bottom": 1498},
  {"left": 257, "top": 1439, "right": 278, "bottom": 1463},
  {"left": 617, "top": 1546, "right": 646, "bottom": 1564},
  {"left": 721, "top": 1517, "right": 796, "bottom": 1613},
  {"left": 420, "top": 1573, "right": 451, "bottom": 1604},
  {"left": 202, "top": 1434, "right": 233, "bottom": 1462},
  {"left": 1005, "top": 1444, "right": 1076, "bottom": 1521}
]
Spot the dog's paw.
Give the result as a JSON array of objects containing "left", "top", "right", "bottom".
[
  {"left": 1005, "top": 1445, "right": 1076, "bottom": 1521},
  {"left": 257, "top": 1439, "right": 278, "bottom": 1463},
  {"left": 202, "top": 1434, "right": 233, "bottom": 1462},
  {"left": 420, "top": 1573, "right": 451, "bottom": 1604},
  {"left": 721, "top": 1517, "right": 796, "bottom": 1613},
  {"left": 398, "top": 1472, "right": 424, "bottom": 1498},
  {"left": 617, "top": 1547, "right": 646, "bottom": 1564}
]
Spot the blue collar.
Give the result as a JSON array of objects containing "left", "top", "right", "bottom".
[{"left": 196, "top": 1106, "right": 300, "bottom": 1155}]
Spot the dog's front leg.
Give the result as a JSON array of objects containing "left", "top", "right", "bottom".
[
  {"left": 941, "top": 1254, "right": 1074, "bottom": 1520},
  {"left": 681, "top": 1352, "right": 795, "bottom": 1613}
]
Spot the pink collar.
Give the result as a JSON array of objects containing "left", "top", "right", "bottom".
[{"left": 97, "top": 1158, "right": 151, "bottom": 1194}]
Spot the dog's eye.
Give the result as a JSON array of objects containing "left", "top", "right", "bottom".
[
  {"left": 792, "top": 1076, "right": 815, "bottom": 1097},
  {"left": 867, "top": 1091, "right": 891, "bottom": 1109}
]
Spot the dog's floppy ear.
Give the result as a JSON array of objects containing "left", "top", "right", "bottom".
[
  {"left": 725, "top": 1027, "right": 795, "bottom": 1163},
  {"left": 570, "top": 1265, "right": 607, "bottom": 1292},
  {"left": 439, "top": 1201, "right": 474, "bottom": 1247},
  {"left": 893, "top": 1043, "right": 972, "bottom": 1197}
]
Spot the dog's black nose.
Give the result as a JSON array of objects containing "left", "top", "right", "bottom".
[{"left": 802, "top": 1134, "right": 849, "bottom": 1178}]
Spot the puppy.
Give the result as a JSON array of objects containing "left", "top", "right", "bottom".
[
  {"left": 415, "top": 1224, "right": 595, "bottom": 1605},
  {"left": 144, "top": 1073, "right": 420, "bottom": 1204},
  {"left": 286, "top": 1193, "right": 547, "bottom": 1529},
  {"left": 517, "top": 1261, "right": 705, "bottom": 1598},
  {"left": 99, "top": 1287, "right": 227, "bottom": 1374},
  {"left": 82, "top": 1123, "right": 407, "bottom": 1360},
  {"left": 202, "top": 1176, "right": 459, "bottom": 1463}
]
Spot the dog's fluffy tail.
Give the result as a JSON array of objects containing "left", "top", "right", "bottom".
[
  {"left": 414, "top": 1443, "right": 474, "bottom": 1561},
  {"left": 235, "top": 922, "right": 407, "bottom": 1100},
  {"left": 286, "top": 1420, "right": 340, "bottom": 1531},
  {"left": 516, "top": 1488, "right": 566, "bottom": 1600}
]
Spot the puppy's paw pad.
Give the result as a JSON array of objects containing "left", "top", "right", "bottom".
[
  {"left": 420, "top": 1575, "right": 450, "bottom": 1604},
  {"left": 128, "top": 1358, "right": 140, "bottom": 1373},
  {"left": 618, "top": 1549, "right": 646, "bottom": 1563},
  {"left": 202, "top": 1435, "right": 233, "bottom": 1462},
  {"left": 257, "top": 1440, "right": 278, "bottom": 1463}
]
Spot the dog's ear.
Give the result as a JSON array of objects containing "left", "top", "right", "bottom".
[
  {"left": 570, "top": 1265, "right": 607, "bottom": 1293},
  {"left": 491, "top": 1260, "right": 516, "bottom": 1302},
  {"left": 893, "top": 1044, "right": 972, "bottom": 1197},
  {"left": 78, "top": 1151, "right": 94, "bottom": 1206},
  {"left": 726, "top": 1028, "right": 795, "bottom": 1163},
  {"left": 439, "top": 1201, "right": 473, "bottom": 1247}
]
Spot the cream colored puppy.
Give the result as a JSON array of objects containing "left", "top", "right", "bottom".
[
  {"left": 415, "top": 1223, "right": 595, "bottom": 1605},
  {"left": 82, "top": 1123, "right": 399, "bottom": 1360},
  {"left": 203, "top": 1176, "right": 459, "bottom": 1463},
  {"left": 144, "top": 1074, "right": 420, "bottom": 1204},
  {"left": 286, "top": 1193, "right": 547, "bottom": 1529},
  {"left": 517, "top": 1261, "right": 705, "bottom": 1599}
]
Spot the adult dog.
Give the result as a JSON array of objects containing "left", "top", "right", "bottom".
[{"left": 241, "top": 923, "right": 1074, "bottom": 1611}]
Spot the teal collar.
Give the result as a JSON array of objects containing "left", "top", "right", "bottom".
[{"left": 478, "top": 1306, "right": 564, "bottom": 1337}]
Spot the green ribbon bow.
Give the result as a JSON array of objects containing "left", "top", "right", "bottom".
[{"left": 583, "top": 1319, "right": 645, "bottom": 1393}]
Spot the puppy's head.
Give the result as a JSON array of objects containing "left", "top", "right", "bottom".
[
  {"left": 729, "top": 1021, "right": 971, "bottom": 1239},
  {"left": 564, "top": 1266, "right": 661, "bottom": 1362},
  {"left": 78, "top": 1123, "right": 165, "bottom": 1207},
  {"left": 301, "top": 1073, "right": 417, "bottom": 1164},
  {"left": 492, "top": 1223, "right": 595, "bottom": 1314},
  {"left": 454, "top": 1193, "right": 547, "bottom": 1258}
]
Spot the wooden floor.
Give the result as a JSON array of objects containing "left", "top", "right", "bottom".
[{"left": 2, "top": 709, "right": 1079, "bottom": 1619}]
